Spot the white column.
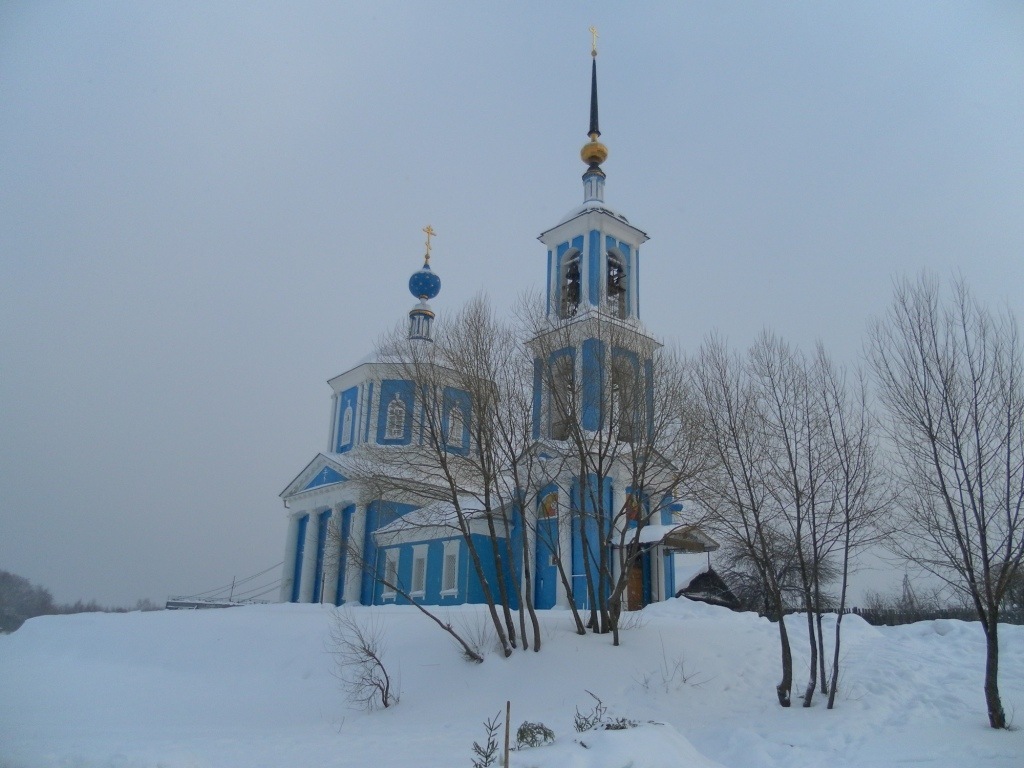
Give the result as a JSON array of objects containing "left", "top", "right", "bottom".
[
  {"left": 650, "top": 544, "right": 664, "bottom": 603},
  {"left": 299, "top": 513, "right": 319, "bottom": 603},
  {"left": 280, "top": 514, "right": 300, "bottom": 602},
  {"left": 344, "top": 504, "right": 366, "bottom": 604},
  {"left": 322, "top": 506, "right": 343, "bottom": 605},
  {"left": 556, "top": 485, "right": 572, "bottom": 609},
  {"left": 611, "top": 479, "right": 624, "bottom": 588}
]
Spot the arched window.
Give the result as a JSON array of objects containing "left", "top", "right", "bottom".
[
  {"left": 607, "top": 250, "right": 627, "bottom": 318},
  {"left": 341, "top": 403, "right": 354, "bottom": 447},
  {"left": 447, "top": 401, "right": 465, "bottom": 448},
  {"left": 560, "top": 250, "right": 582, "bottom": 318},
  {"left": 611, "top": 355, "right": 639, "bottom": 442},
  {"left": 385, "top": 393, "right": 406, "bottom": 440},
  {"left": 550, "top": 355, "right": 575, "bottom": 440}
]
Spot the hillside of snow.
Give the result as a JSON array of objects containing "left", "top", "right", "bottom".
[{"left": 1, "top": 599, "right": 1022, "bottom": 768}]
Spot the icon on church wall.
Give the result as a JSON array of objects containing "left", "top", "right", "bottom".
[{"left": 540, "top": 492, "right": 559, "bottom": 519}]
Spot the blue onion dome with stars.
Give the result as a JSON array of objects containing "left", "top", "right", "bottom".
[
  {"left": 409, "top": 224, "right": 441, "bottom": 300},
  {"left": 409, "top": 258, "right": 441, "bottom": 300}
]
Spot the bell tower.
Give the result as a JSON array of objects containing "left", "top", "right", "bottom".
[
  {"left": 532, "top": 33, "right": 659, "bottom": 441},
  {"left": 539, "top": 36, "right": 648, "bottom": 323}
]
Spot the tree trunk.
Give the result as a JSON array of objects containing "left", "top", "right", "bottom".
[
  {"left": 815, "top": 610, "right": 828, "bottom": 695},
  {"left": 827, "top": 608, "right": 843, "bottom": 709},
  {"left": 484, "top": 513, "right": 517, "bottom": 650},
  {"left": 801, "top": 599, "right": 817, "bottom": 707},
  {"left": 813, "top": 578, "right": 828, "bottom": 695},
  {"left": 776, "top": 598, "right": 793, "bottom": 707},
  {"left": 462, "top": 534, "right": 512, "bottom": 657},
  {"left": 551, "top": 546, "right": 587, "bottom": 635},
  {"left": 983, "top": 619, "right": 1006, "bottom": 728},
  {"left": 516, "top": 504, "right": 541, "bottom": 652}
]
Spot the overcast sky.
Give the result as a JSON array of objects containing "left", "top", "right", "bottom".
[{"left": 2, "top": 2, "right": 1022, "bottom": 607}]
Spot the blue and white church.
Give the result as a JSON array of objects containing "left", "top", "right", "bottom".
[{"left": 278, "top": 47, "right": 717, "bottom": 610}]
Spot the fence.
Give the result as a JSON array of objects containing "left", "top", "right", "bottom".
[{"left": 843, "top": 606, "right": 1024, "bottom": 627}]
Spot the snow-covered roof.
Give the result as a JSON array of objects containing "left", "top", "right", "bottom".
[
  {"left": 557, "top": 201, "right": 632, "bottom": 226},
  {"left": 372, "top": 497, "right": 498, "bottom": 545},
  {"left": 636, "top": 524, "right": 719, "bottom": 552},
  {"left": 674, "top": 554, "right": 712, "bottom": 591}
]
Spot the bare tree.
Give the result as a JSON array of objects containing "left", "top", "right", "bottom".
[
  {"left": 869, "top": 274, "right": 1024, "bottom": 729},
  {"left": 329, "top": 515, "right": 485, "bottom": 663},
  {"left": 348, "top": 295, "right": 543, "bottom": 656},
  {"left": 815, "top": 349, "right": 888, "bottom": 709},
  {"left": 693, "top": 334, "right": 885, "bottom": 708},
  {"left": 691, "top": 335, "right": 795, "bottom": 706},
  {"left": 526, "top": 304, "right": 709, "bottom": 644},
  {"left": 328, "top": 609, "right": 399, "bottom": 709}
]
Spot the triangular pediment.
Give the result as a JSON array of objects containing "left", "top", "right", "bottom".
[
  {"left": 303, "top": 465, "right": 347, "bottom": 490},
  {"left": 280, "top": 453, "right": 351, "bottom": 499}
]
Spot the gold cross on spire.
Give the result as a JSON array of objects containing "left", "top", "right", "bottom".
[
  {"left": 422, "top": 224, "right": 437, "bottom": 262},
  {"left": 589, "top": 25, "right": 598, "bottom": 57}
]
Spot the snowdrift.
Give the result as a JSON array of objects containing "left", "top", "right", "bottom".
[{"left": 1, "top": 599, "right": 1022, "bottom": 768}]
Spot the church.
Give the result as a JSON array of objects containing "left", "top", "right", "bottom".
[{"left": 278, "top": 42, "right": 717, "bottom": 612}]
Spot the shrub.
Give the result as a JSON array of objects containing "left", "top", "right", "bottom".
[{"left": 516, "top": 720, "right": 555, "bottom": 748}]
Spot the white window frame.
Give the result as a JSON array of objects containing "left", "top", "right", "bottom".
[
  {"left": 381, "top": 549, "right": 399, "bottom": 601},
  {"left": 447, "top": 401, "right": 465, "bottom": 448},
  {"left": 385, "top": 393, "right": 406, "bottom": 440},
  {"left": 341, "top": 403, "right": 354, "bottom": 447},
  {"left": 410, "top": 544, "right": 428, "bottom": 598},
  {"left": 441, "top": 540, "right": 460, "bottom": 596}
]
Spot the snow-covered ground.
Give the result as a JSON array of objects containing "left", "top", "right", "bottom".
[{"left": 1, "top": 599, "right": 1022, "bottom": 767}]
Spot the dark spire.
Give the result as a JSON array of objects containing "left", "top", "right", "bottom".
[{"left": 580, "top": 27, "right": 608, "bottom": 197}]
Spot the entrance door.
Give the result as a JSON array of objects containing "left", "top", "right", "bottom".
[{"left": 627, "top": 560, "right": 644, "bottom": 611}]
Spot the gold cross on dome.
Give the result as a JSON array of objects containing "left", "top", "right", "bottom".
[
  {"left": 589, "top": 25, "right": 598, "bottom": 57},
  {"left": 422, "top": 224, "right": 437, "bottom": 261}
]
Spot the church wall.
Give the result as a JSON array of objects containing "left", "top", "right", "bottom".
[
  {"left": 359, "top": 499, "right": 418, "bottom": 605},
  {"left": 369, "top": 533, "right": 514, "bottom": 607},
  {"left": 466, "top": 532, "right": 519, "bottom": 609},
  {"left": 534, "top": 484, "right": 561, "bottom": 609}
]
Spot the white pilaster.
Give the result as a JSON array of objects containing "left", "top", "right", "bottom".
[
  {"left": 556, "top": 484, "right": 572, "bottom": 609},
  {"left": 299, "top": 513, "right": 319, "bottom": 603},
  {"left": 280, "top": 514, "right": 300, "bottom": 602},
  {"left": 328, "top": 392, "right": 339, "bottom": 452},
  {"left": 322, "top": 506, "right": 343, "bottom": 605},
  {"left": 344, "top": 504, "right": 366, "bottom": 604},
  {"left": 651, "top": 544, "right": 664, "bottom": 603}
]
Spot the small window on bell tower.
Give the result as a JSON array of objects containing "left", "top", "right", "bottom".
[
  {"left": 607, "top": 250, "right": 626, "bottom": 319},
  {"left": 560, "top": 250, "right": 582, "bottom": 319}
]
